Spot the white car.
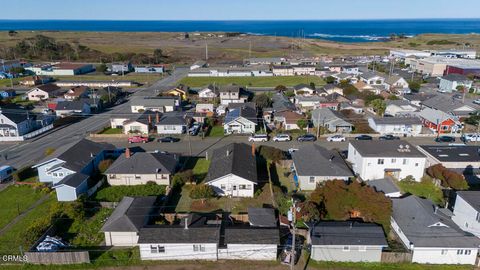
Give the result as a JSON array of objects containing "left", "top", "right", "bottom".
[
  {"left": 473, "top": 99, "right": 480, "bottom": 105},
  {"left": 248, "top": 134, "right": 268, "bottom": 142},
  {"left": 463, "top": 133, "right": 480, "bottom": 142},
  {"left": 326, "top": 135, "right": 346, "bottom": 142},
  {"left": 273, "top": 134, "right": 291, "bottom": 142}
]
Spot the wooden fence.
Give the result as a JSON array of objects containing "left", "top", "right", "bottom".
[
  {"left": 381, "top": 252, "right": 412, "bottom": 263},
  {"left": 25, "top": 251, "right": 90, "bottom": 265}
]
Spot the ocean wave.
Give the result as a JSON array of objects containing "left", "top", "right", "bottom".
[{"left": 308, "top": 33, "right": 391, "bottom": 41}]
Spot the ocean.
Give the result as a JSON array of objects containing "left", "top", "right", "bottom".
[{"left": 0, "top": 19, "right": 479, "bottom": 43}]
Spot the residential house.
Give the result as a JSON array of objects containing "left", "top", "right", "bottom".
[
  {"left": 367, "top": 178, "right": 402, "bottom": 198},
  {"left": 421, "top": 95, "right": 477, "bottom": 117},
  {"left": 221, "top": 225, "right": 279, "bottom": 260},
  {"left": 418, "top": 107, "right": 461, "bottom": 134},
  {"left": 122, "top": 111, "right": 159, "bottom": 135},
  {"left": 190, "top": 60, "right": 207, "bottom": 70},
  {"left": 52, "top": 172, "right": 90, "bottom": 202},
  {"left": 195, "top": 103, "right": 215, "bottom": 114},
  {"left": 32, "top": 139, "right": 119, "bottom": 184},
  {"left": 245, "top": 57, "right": 284, "bottom": 66},
  {"left": 275, "top": 111, "right": 304, "bottom": 130},
  {"left": 341, "top": 65, "right": 360, "bottom": 75},
  {"left": 295, "top": 96, "right": 338, "bottom": 111},
  {"left": 385, "top": 100, "right": 419, "bottom": 117},
  {"left": 156, "top": 114, "right": 187, "bottom": 135},
  {"left": 55, "top": 100, "right": 91, "bottom": 117},
  {"left": 452, "top": 191, "right": 480, "bottom": 238},
  {"left": 310, "top": 221, "right": 387, "bottom": 263},
  {"left": 131, "top": 96, "right": 179, "bottom": 113},
  {"left": 26, "top": 84, "right": 63, "bottom": 101},
  {"left": 165, "top": 85, "right": 188, "bottom": 100},
  {"left": 391, "top": 195, "right": 480, "bottom": 265},
  {"left": 347, "top": 140, "right": 426, "bottom": 181},
  {"left": 312, "top": 108, "right": 353, "bottom": 133},
  {"left": 109, "top": 62, "right": 134, "bottom": 74},
  {"left": 367, "top": 117, "right": 423, "bottom": 136},
  {"left": 272, "top": 65, "right": 294, "bottom": 76},
  {"left": 384, "top": 75, "right": 409, "bottom": 91},
  {"left": 293, "top": 65, "right": 316, "bottom": 76},
  {"left": 205, "top": 143, "right": 257, "bottom": 198},
  {"left": 271, "top": 93, "right": 296, "bottom": 113},
  {"left": 332, "top": 73, "right": 358, "bottom": 84},
  {"left": 223, "top": 106, "right": 257, "bottom": 135},
  {"left": 292, "top": 145, "right": 353, "bottom": 190},
  {"left": 293, "top": 84, "right": 315, "bottom": 96},
  {"left": 0, "top": 105, "right": 55, "bottom": 141},
  {"left": 339, "top": 102, "right": 364, "bottom": 114},
  {"left": 101, "top": 196, "right": 157, "bottom": 246},
  {"left": 198, "top": 84, "right": 219, "bottom": 99},
  {"left": 417, "top": 145, "right": 480, "bottom": 171},
  {"left": 64, "top": 86, "right": 90, "bottom": 100},
  {"left": 0, "top": 89, "right": 16, "bottom": 99},
  {"left": 19, "top": 76, "right": 54, "bottom": 87},
  {"left": 353, "top": 81, "right": 378, "bottom": 94},
  {"left": 26, "top": 62, "right": 94, "bottom": 76},
  {"left": 403, "top": 93, "right": 437, "bottom": 107},
  {"left": 439, "top": 74, "right": 473, "bottom": 93},
  {"left": 360, "top": 71, "right": 385, "bottom": 86},
  {"left": 134, "top": 65, "right": 164, "bottom": 74},
  {"left": 248, "top": 207, "right": 277, "bottom": 228},
  {"left": 106, "top": 149, "right": 178, "bottom": 186},
  {"left": 219, "top": 85, "right": 248, "bottom": 105},
  {"left": 321, "top": 84, "right": 344, "bottom": 96}
]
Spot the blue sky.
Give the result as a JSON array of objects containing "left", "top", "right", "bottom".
[{"left": 2, "top": 0, "right": 480, "bottom": 20}]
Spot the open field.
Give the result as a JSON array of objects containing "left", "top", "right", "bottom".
[
  {"left": 179, "top": 76, "right": 325, "bottom": 87},
  {"left": 53, "top": 73, "right": 165, "bottom": 85},
  {"left": 0, "top": 185, "right": 45, "bottom": 229},
  {"left": 2, "top": 31, "right": 480, "bottom": 64}
]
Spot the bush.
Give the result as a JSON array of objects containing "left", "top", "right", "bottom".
[
  {"left": 258, "top": 145, "right": 285, "bottom": 162},
  {"left": 426, "top": 164, "right": 468, "bottom": 190},
  {"left": 12, "top": 166, "right": 37, "bottom": 182},
  {"left": 98, "top": 159, "right": 114, "bottom": 173},
  {"left": 94, "top": 184, "right": 166, "bottom": 202},
  {"left": 189, "top": 184, "right": 215, "bottom": 199}
]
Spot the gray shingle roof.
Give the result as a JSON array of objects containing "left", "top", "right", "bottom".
[
  {"left": 56, "top": 100, "right": 88, "bottom": 111},
  {"left": 0, "top": 107, "right": 31, "bottom": 123},
  {"left": 138, "top": 226, "right": 220, "bottom": 244},
  {"left": 224, "top": 106, "right": 257, "bottom": 125},
  {"left": 55, "top": 172, "right": 89, "bottom": 188},
  {"left": 224, "top": 227, "right": 279, "bottom": 245},
  {"left": 441, "top": 74, "right": 471, "bottom": 82},
  {"left": 418, "top": 145, "right": 480, "bottom": 163},
  {"left": 367, "top": 178, "right": 400, "bottom": 195},
  {"left": 418, "top": 107, "right": 456, "bottom": 123},
  {"left": 392, "top": 195, "right": 480, "bottom": 248},
  {"left": 157, "top": 115, "right": 186, "bottom": 126},
  {"left": 272, "top": 93, "right": 296, "bottom": 112},
  {"left": 370, "top": 117, "right": 422, "bottom": 125},
  {"left": 292, "top": 145, "right": 353, "bottom": 177},
  {"left": 456, "top": 191, "right": 480, "bottom": 213},
  {"left": 105, "top": 152, "right": 177, "bottom": 175},
  {"left": 422, "top": 95, "right": 476, "bottom": 114},
  {"left": 311, "top": 221, "right": 388, "bottom": 246},
  {"left": 248, "top": 207, "right": 277, "bottom": 228},
  {"left": 131, "top": 96, "right": 178, "bottom": 107},
  {"left": 349, "top": 140, "right": 426, "bottom": 158},
  {"left": 205, "top": 143, "right": 257, "bottom": 184},
  {"left": 101, "top": 196, "right": 157, "bottom": 232}
]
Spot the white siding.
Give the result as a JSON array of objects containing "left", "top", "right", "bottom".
[
  {"left": 207, "top": 174, "right": 256, "bottom": 198},
  {"left": 107, "top": 174, "right": 170, "bottom": 186},
  {"left": 104, "top": 232, "right": 138, "bottom": 246},
  {"left": 139, "top": 243, "right": 218, "bottom": 261},
  {"left": 218, "top": 244, "right": 277, "bottom": 260},
  {"left": 412, "top": 247, "right": 478, "bottom": 265},
  {"left": 311, "top": 245, "right": 383, "bottom": 262},
  {"left": 452, "top": 195, "right": 480, "bottom": 238}
]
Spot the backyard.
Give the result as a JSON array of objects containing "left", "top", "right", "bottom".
[
  {"left": 0, "top": 185, "right": 46, "bottom": 229},
  {"left": 178, "top": 76, "right": 326, "bottom": 88},
  {"left": 98, "top": 127, "right": 123, "bottom": 135},
  {"left": 397, "top": 176, "right": 444, "bottom": 205}
]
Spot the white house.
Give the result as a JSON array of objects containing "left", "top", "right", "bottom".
[
  {"left": 384, "top": 75, "right": 409, "bottom": 91},
  {"left": 272, "top": 65, "right": 294, "bottom": 76},
  {"left": 385, "top": 100, "right": 419, "bottom": 117},
  {"left": 292, "top": 145, "right": 353, "bottom": 190},
  {"left": 198, "top": 85, "right": 219, "bottom": 99},
  {"left": 131, "top": 96, "right": 179, "bottom": 113},
  {"left": 205, "top": 143, "right": 257, "bottom": 198},
  {"left": 367, "top": 178, "right": 402, "bottom": 198},
  {"left": 156, "top": 115, "right": 187, "bottom": 135},
  {"left": 223, "top": 106, "right": 257, "bottom": 135},
  {"left": 392, "top": 195, "right": 480, "bottom": 265},
  {"left": 341, "top": 65, "right": 360, "bottom": 75},
  {"left": 360, "top": 71, "right": 385, "bottom": 86},
  {"left": 190, "top": 60, "right": 207, "bottom": 70},
  {"left": 220, "top": 227, "right": 279, "bottom": 260},
  {"left": 439, "top": 74, "right": 473, "bottom": 93},
  {"left": 293, "top": 84, "right": 315, "bottom": 96},
  {"left": 417, "top": 145, "right": 480, "bottom": 170},
  {"left": 195, "top": 103, "right": 215, "bottom": 114},
  {"left": 26, "top": 84, "right": 62, "bottom": 101},
  {"left": 310, "top": 221, "right": 387, "bottom": 263},
  {"left": 452, "top": 191, "right": 480, "bottom": 238},
  {"left": 55, "top": 100, "right": 91, "bottom": 117},
  {"left": 101, "top": 196, "right": 157, "bottom": 246},
  {"left": 347, "top": 140, "right": 426, "bottom": 181},
  {"left": 293, "top": 65, "right": 316, "bottom": 76},
  {"left": 367, "top": 117, "right": 423, "bottom": 136},
  {"left": 219, "top": 85, "right": 247, "bottom": 105}
]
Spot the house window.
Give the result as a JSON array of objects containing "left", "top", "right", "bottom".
[
  {"left": 378, "top": 159, "right": 384, "bottom": 165},
  {"left": 110, "top": 174, "right": 116, "bottom": 179},
  {"left": 415, "top": 163, "right": 419, "bottom": 167},
  {"left": 342, "top": 246, "right": 350, "bottom": 252},
  {"left": 441, "top": 249, "right": 448, "bottom": 255},
  {"left": 193, "top": 245, "right": 205, "bottom": 252},
  {"left": 247, "top": 184, "right": 252, "bottom": 190},
  {"left": 150, "top": 245, "right": 165, "bottom": 253},
  {"left": 403, "top": 159, "right": 408, "bottom": 165},
  {"left": 391, "top": 159, "right": 396, "bottom": 163},
  {"left": 58, "top": 173, "right": 64, "bottom": 177},
  {"left": 220, "top": 184, "right": 226, "bottom": 190},
  {"left": 233, "top": 185, "right": 237, "bottom": 190},
  {"left": 457, "top": 250, "right": 464, "bottom": 255},
  {"left": 239, "top": 185, "right": 247, "bottom": 190},
  {"left": 309, "top": 177, "right": 315, "bottom": 183},
  {"left": 476, "top": 212, "right": 480, "bottom": 222},
  {"left": 465, "top": 250, "right": 472, "bottom": 255},
  {"left": 135, "top": 175, "right": 141, "bottom": 179}
]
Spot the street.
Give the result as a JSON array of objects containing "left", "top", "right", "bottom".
[{"left": 0, "top": 68, "right": 189, "bottom": 169}]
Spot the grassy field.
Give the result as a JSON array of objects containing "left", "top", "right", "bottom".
[
  {"left": 397, "top": 177, "right": 444, "bottom": 205},
  {"left": 98, "top": 127, "right": 123, "bottom": 134},
  {"left": 0, "top": 185, "right": 45, "bottom": 230},
  {"left": 53, "top": 73, "right": 164, "bottom": 86},
  {"left": 178, "top": 76, "right": 326, "bottom": 88},
  {"left": 207, "top": 126, "right": 225, "bottom": 137},
  {"left": 0, "top": 194, "right": 55, "bottom": 252}
]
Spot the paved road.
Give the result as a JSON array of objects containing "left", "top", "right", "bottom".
[
  {"left": 0, "top": 68, "right": 188, "bottom": 169},
  {"left": 94, "top": 135, "right": 453, "bottom": 158}
]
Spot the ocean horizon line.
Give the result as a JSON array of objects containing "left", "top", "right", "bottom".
[{"left": 1, "top": 18, "right": 480, "bottom": 22}]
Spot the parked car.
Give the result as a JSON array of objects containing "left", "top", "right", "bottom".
[
  {"left": 128, "top": 136, "right": 149, "bottom": 144},
  {"left": 435, "top": 136, "right": 455, "bottom": 143},
  {"left": 158, "top": 136, "right": 180, "bottom": 143},
  {"left": 379, "top": 134, "right": 400, "bottom": 140},
  {"left": 248, "top": 134, "right": 269, "bottom": 142},
  {"left": 354, "top": 135, "right": 373, "bottom": 141},
  {"left": 273, "top": 134, "right": 292, "bottom": 142},
  {"left": 326, "top": 135, "right": 346, "bottom": 142},
  {"left": 0, "top": 165, "right": 13, "bottom": 183},
  {"left": 462, "top": 133, "right": 480, "bottom": 142},
  {"left": 297, "top": 134, "right": 317, "bottom": 142},
  {"left": 473, "top": 99, "right": 480, "bottom": 105}
]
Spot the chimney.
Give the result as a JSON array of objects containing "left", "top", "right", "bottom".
[
  {"left": 125, "top": 148, "right": 131, "bottom": 159},
  {"left": 148, "top": 115, "right": 152, "bottom": 124},
  {"left": 184, "top": 218, "right": 189, "bottom": 230},
  {"left": 156, "top": 112, "right": 160, "bottom": 123},
  {"left": 252, "top": 143, "right": 256, "bottom": 157}
]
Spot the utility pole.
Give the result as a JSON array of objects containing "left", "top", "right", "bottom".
[
  {"left": 316, "top": 112, "right": 321, "bottom": 138},
  {"left": 249, "top": 41, "right": 252, "bottom": 59},
  {"left": 290, "top": 199, "right": 296, "bottom": 270},
  {"left": 205, "top": 41, "right": 209, "bottom": 61}
]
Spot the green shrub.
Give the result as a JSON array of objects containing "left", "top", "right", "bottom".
[
  {"left": 426, "top": 164, "right": 468, "bottom": 190},
  {"left": 189, "top": 184, "right": 215, "bottom": 199},
  {"left": 259, "top": 145, "right": 285, "bottom": 162},
  {"left": 98, "top": 159, "right": 114, "bottom": 173}
]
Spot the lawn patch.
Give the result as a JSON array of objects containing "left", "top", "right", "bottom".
[
  {"left": 98, "top": 127, "right": 123, "bottom": 135},
  {"left": 206, "top": 125, "right": 224, "bottom": 137},
  {"left": 397, "top": 176, "right": 444, "bottom": 205},
  {"left": 179, "top": 76, "right": 325, "bottom": 88},
  {"left": 93, "top": 183, "right": 166, "bottom": 202},
  {"left": 0, "top": 185, "right": 45, "bottom": 229}
]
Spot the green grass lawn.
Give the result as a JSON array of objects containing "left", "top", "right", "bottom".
[
  {"left": 0, "top": 77, "right": 24, "bottom": 87},
  {"left": 275, "top": 165, "right": 295, "bottom": 193},
  {"left": 53, "top": 73, "right": 164, "bottom": 86},
  {"left": 191, "top": 158, "right": 211, "bottom": 182},
  {"left": 65, "top": 208, "right": 114, "bottom": 247},
  {"left": 397, "top": 177, "right": 444, "bottom": 205},
  {"left": 93, "top": 184, "right": 166, "bottom": 202},
  {"left": 178, "top": 76, "right": 325, "bottom": 88},
  {"left": 98, "top": 127, "right": 123, "bottom": 135},
  {"left": 0, "top": 185, "right": 45, "bottom": 230},
  {"left": 308, "top": 261, "right": 473, "bottom": 270},
  {"left": 206, "top": 126, "right": 225, "bottom": 137},
  {"left": 0, "top": 194, "right": 55, "bottom": 252}
]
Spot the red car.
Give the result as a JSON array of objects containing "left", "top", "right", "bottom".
[{"left": 128, "top": 136, "right": 149, "bottom": 144}]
